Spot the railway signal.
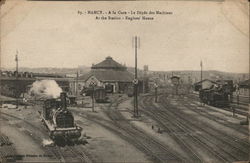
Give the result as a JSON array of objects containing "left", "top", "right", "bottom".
[
  {"left": 133, "top": 79, "right": 139, "bottom": 85},
  {"left": 154, "top": 83, "right": 158, "bottom": 103},
  {"left": 235, "top": 84, "right": 240, "bottom": 105}
]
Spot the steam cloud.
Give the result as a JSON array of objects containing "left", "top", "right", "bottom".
[
  {"left": 42, "top": 139, "right": 54, "bottom": 147},
  {"left": 29, "top": 80, "right": 62, "bottom": 98}
]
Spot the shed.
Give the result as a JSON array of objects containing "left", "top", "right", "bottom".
[{"left": 78, "top": 56, "right": 134, "bottom": 93}]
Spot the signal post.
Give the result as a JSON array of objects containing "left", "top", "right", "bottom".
[
  {"left": 89, "top": 81, "right": 97, "bottom": 112},
  {"left": 133, "top": 36, "right": 140, "bottom": 117},
  {"left": 154, "top": 83, "right": 158, "bottom": 103}
]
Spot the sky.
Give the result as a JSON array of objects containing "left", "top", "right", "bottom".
[{"left": 1, "top": 0, "right": 249, "bottom": 73}]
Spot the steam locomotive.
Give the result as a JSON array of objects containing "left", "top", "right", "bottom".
[
  {"left": 198, "top": 80, "right": 235, "bottom": 107},
  {"left": 41, "top": 92, "right": 82, "bottom": 144}
]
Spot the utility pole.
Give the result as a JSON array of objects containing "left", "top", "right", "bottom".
[
  {"left": 15, "top": 51, "right": 19, "bottom": 109},
  {"left": 76, "top": 71, "right": 79, "bottom": 96},
  {"left": 92, "top": 86, "right": 95, "bottom": 112},
  {"left": 133, "top": 36, "right": 139, "bottom": 117},
  {"left": 15, "top": 52, "right": 18, "bottom": 74},
  {"left": 155, "top": 87, "right": 157, "bottom": 102},
  {"left": 90, "top": 82, "right": 97, "bottom": 112},
  {"left": 154, "top": 83, "right": 158, "bottom": 102},
  {"left": 248, "top": 65, "right": 250, "bottom": 123},
  {"left": 200, "top": 60, "right": 203, "bottom": 106},
  {"left": 200, "top": 60, "right": 203, "bottom": 82}
]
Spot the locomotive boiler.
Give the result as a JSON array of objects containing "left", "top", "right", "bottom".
[{"left": 41, "top": 92, "right": 82, "bottom": 144}]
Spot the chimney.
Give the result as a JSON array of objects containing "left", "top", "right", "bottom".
[{"left": 60, "top": 92, "right": 67, "bottom": 110}]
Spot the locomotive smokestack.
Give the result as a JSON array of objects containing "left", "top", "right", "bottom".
[{"left": 60, "top": 92, "right": 67, "bottom": 110}]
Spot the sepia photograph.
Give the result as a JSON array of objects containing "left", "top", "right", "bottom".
[{"left": 0, "top": 0, "right": 249, "bottom": 162}]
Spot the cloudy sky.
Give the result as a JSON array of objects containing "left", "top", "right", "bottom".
[{"left": 1, "top": 0, "right": 249, "bottom": 73}]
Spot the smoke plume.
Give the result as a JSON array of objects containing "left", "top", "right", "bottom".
[{"left": 29, "top": 80, "right": 62, "bottom": 98}]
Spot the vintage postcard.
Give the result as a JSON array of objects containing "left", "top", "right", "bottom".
[{"left": 0, "top": 0, "right": 249, "bottom": 162}]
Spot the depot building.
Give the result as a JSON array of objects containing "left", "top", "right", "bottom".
[{"left": 72, "top": 56, "right": 134, "bottom": 94}]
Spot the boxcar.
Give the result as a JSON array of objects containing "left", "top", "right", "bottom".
[{"left": 94, "top": 88, "right": 108, "bottom": 103}]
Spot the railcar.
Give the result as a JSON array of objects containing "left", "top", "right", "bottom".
[
  {"left": 41, "top": 92, "right": 82, "bottom": 144},
  {"left": 67, "top": 95, "right": 77, "bottom": 106},
  {"left": 199, "top": 80, "right": 235, "bottom": 107},
  {"left": 199, "top": 88, "right": 229, "bottom": 106},
  {"left": 126, "top": 85, "right": 134, "bottom": 97},
  {"left": 94, "top": 87, "right": 109, "bottom": 103},
  {"left": 81, "top": 87, "right": 109, "bottom": 103}
]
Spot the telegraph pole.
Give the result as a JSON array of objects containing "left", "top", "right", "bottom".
[
  {"left": 15, "top": 51, "right": 19, "bottom": 109},
  {"left": 133, "top": 36, "right": 139, "bottom": 117},
  {"left": 90, "top": 82, "right": 97, "bottom": 112},
  {"left": 92, "top": 86, "right": 95, "bottom": 112},
  {"left": 200, "top": 60, "right": 203, "bottom": 82},
  {"left": 15, "top": 52, "right": 18, "bottom": 74},
  {"left": 154, "top": 83, "right": 158, "bottom": 102},
  {"left": 200, "top": 60, "right": 203, "bottom": 106},
  {"left": 76, "top": 71, "right": 79, "bottom": 96}
]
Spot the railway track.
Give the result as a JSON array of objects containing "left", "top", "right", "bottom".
[
  {"left": 188, "top": 93, "right": 249, "bottom": 117},
  {"left": 107, "top": 96, "right": 186, "bottom": 162},
  {"left": 175, "top": 97, "right": 250, "bottom": 146},
  {"left": 181, "top": 97, "right": 249, "bottom": 136},
  {"left": 0, "top": 120, "right": 18, "bottom": 162},
  {"left": 138, "top": 96, "right": 204, "bottom": 162},
  {"left": 69, "top": 145, "right": 93, "bottom": 163},
  {"left": 56, "top": 146, "right": 92, "bottom": 163},
  {"left": 188, "top": 93, "right": 249, "bottom": 106},
  {"left": 0, "top": 109, "right": 92, "bottom": 163},
  {"left": 0, "top": 112, "right": 63, "bottom": 160},
  {"left": 139, "top": 95, "right": 229, "bottom": 162},
  {"left": 73, "top": 96, "right": 184, "bottom": 162},
  {"left": 75, "top": 111, "right": 176, "bottom": 162},
  {"left": 107, "top": 110, "right": 182, "bottom": 162},
  {"left": 157, "top": 95, "right": 250, "bottom": 162}
]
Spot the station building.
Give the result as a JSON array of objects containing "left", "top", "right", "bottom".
[
  {"left": 71, "top": 56, "right": 134, "bottom": 94},
  {"left": 193, "top": 79, "right": 217, "bottom": 91}
]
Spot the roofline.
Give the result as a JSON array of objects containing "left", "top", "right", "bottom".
[
  {"left": 91, "top": 67, "right": 127, "bottom": 70},
  {"left": 101, "top": 80, "right": 133, "bottom": 82},
  {"left": 194, "top": 79, "right": 218, "bottom": 84},
  {"left": 84, "top": 75, "right": 98, "bottom": 82}
]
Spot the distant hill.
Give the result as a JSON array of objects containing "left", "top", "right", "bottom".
[
  {"left": 125, "top": 67, "right": 248, "bottom": 84},
  {"left": 142, "top": 70, "right": 248, "bottom": 84}
]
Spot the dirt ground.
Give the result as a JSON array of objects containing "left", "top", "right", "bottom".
[
  {"left": 0, "top": 96, "right": 150, "bottom": 163},
  {"left": 0, "top": 94, "right": 249, "bottom": 162},
  {"left": 70, "top": 96, "right": 150, "bottom": 162},
  {"left": 117, "top": 95, "right": 249, "bottom": 162},
  {"left": 0, "top": 105, "right": 54, "bottom": 162}
]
